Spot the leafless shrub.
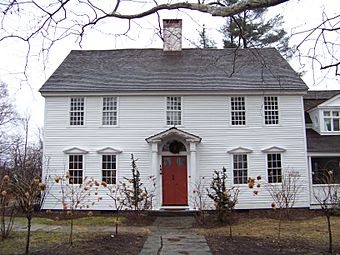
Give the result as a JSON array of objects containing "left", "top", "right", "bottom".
[{"left": 313, "top": 170, "right": 340, "bottom": 254}]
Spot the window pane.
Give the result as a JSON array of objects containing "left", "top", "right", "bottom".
[
  {"left": 69, "top": 155, "right": 83, "bottom": 184},
  {"left": 267, "top": 153, "right": 282, "bottom": 183},
  {"left": 70, "top": 97, "right": 84, "bottom": 126},
  {"left": 231, "top": 97, "right": 246, "bottom": 126},
  {"left": 166, "top": 96, "right": 182, "bottom": 125},
  {"left": 334, "top": 119, "right": 340, "bottom": 131},
  {"left": 102, "top": 97, "right": 117, "bottom": 125},
  {"left": 102, "top": 155, "right": 117, "bottom": 184},
  {"left": 233, "top": 154, "right": 248, "bottom": 184},
  {"left": 312, "top": 157, "right": 340, "bottom": 184},
  {"left": 324, "top": 118, "right": 331, "bottom": 131},
  {"left": 264, "top": 96, "right": 279, "bottom": 125}
]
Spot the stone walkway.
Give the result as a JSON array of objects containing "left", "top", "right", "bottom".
[{"left": 140, "top": 216, "right": 211, "bottom": 255}]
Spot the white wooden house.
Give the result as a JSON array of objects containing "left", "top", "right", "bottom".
[
  {"left": 304, "top": 90, "right": 340, "bottom": 208},
  {"left": 39, "top": 19, "right": 311, "bottom": 210}
]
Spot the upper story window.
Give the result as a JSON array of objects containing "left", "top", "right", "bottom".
[
  {"left": 323, "top": 110, "right": 340, "bottom": 132},
  {"left": 102, "top": 97, "right": 118, "bottom": 126},
  {"left": 231, "top": 97, "right": 246, "bottom": 126},
  {"left": 166, "top": 96, "right": 182, "bottom": 126},
  {"left": 233, "top": 154, "right": 248, "bottom": 184},
  {"left": 102, "top": 155, "right": 117, "bottom": 184},
  {"left": 267, "top": 153, "right": 282, "bottom": 183},
  {"left": 70, "top": 97, "right": 84, "bottom": 126},
  {"left": 68, "top": 155, "right": 83, "bottom": 184},
  {"left": 264, "top": 96, "right": 279, "bottom": 125}
]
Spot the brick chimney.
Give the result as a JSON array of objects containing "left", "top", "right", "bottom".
[{"left": 163, "top": 19, "right": 182, "bottom": 51}]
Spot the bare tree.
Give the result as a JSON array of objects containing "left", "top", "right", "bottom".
[
  {"left": 55, "top": 174, "right": 100, "bottom": 245},
  {"left": 0, "top": 82, "right": 17, "bottom": 156},
  {"left": 295, "top": 11, "right": 340, "bottom": 78},
  {"left": 265, "top": 170, "right": 303, "bottom": 240},
  {"left": 9, "top": 173, "right": 46, "bottom": 254},
  {"left": 313, "top": 170, "right": 340, "bottom": 254},
  {"left": 0, "top": 1, "right": 338, "bottom": 80}
]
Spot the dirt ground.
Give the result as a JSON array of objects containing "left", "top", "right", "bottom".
[
  {"left": 31, "top": 233, "right": 147, "bottom": 255},
  {"left": 206, "top": 235, "right": 337, "bottom": 255}
]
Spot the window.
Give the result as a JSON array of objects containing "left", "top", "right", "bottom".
[
  {"left": 264, "top": 96, "right": 279, "bottom": 125},
  {"left": 68, "top": 155, "right": 83, "bottom": 184},
  {"left": 233, "top": 154, "right": 248, "bottom": 184},
  {"left": 102, "top": 97, "right": 118, "bottom": 126},
  {"left": 312, "top": 157, "right": 340, "bottom": 184},
  {"left": 323, "top": 110, "right": 340, "bottom": 132},
  {"left": 166, "top": 96, "right": 182, "bottom": 126},
  {"left": 70, "top": 97, "right": 84, "bottom": 126},
  {"left": 267, "top": 153, "right": 282, "bottom": 183},
  {"left": 231, "top": 97, "right": 246, "bottom": 125},
  {"left": 102, "top": 155, "right": 116, "bottom": 184}
]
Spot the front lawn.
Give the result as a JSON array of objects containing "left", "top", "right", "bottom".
[
  {"left": 0, "top": 214, "right": 152, "bottom": 255},
  {"left": 198, "top": 212, "right": 340, "bottom": 254}
]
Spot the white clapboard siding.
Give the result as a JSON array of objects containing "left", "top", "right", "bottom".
[{"left": 42, "top": 94, "right": 309, "bottom": 210}]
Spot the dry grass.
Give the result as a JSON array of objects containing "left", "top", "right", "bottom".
[{"left": 197, "top": 215, "right": 340, "bottom": 245}]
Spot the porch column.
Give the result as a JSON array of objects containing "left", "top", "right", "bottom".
[
  {"left": 189, "top": 142, "right": 197, "bottom": 185},
  {"left": 151, "top": 141, "right": 160, "bottom": 209}
]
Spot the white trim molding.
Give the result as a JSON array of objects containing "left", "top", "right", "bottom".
[
  {"left": 227, "top": 146, "right": 253, "bottom": 154},
  {"left": 261, "top": 146, "right": 286, "bottom": 153},
  {"left": 63, "top": 147, "right": 89, "bottom": 154},
  {"left": 96, "top": 147, "right": 122, "bottom": 155}
]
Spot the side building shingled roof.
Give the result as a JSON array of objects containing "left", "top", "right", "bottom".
[{"left": 40, "top": 48, "right": 307, "bottom": 93}]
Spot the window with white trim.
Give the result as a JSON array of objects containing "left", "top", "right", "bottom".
[
  {"left": 264, "top": 96, "right": 279, "bottom": 125},
  {"left": 166, "top": 96, "right": 182, "bottom": 126},
  {"left": 68, "top": 155, "right": 83, "bottom": 184},
  {"left": 102, "top": 155, "right": 117, "bottom": 184},
  {"left": 70, "top": 97, "right": 84, "bottom": 126},
  {"left": 233, "top": 154, "right": 248, "bottom": 184},
  {"left": 267, "top": 153, "right": 282, "bottom": 183},
  {"left": 231, "top": 97, "right": 246, "bottom": 125},
  {"left": 323, "top": 110, "right": 340, "bottom": 131},
  {"left": 102, "top": 97, "right": 118, "bottom": 126}
]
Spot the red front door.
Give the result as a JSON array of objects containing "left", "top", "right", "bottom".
[{"left": 162, "top": 156, "right": 188, "bottom": 206}]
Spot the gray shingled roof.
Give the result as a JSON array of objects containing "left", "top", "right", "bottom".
[
  {"left": 39, "top": 48, "right": 307, "bottom": 93},
  {"left": 304, "top": 90, "right": 340, "bottom": 112},
  {"left": 306, "top": 129, "right": 340, "bottom": 153}
]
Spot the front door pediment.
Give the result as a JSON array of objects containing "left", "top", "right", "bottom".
[{"left": 145, "top": 127, "right": 201, "bottom": 144}]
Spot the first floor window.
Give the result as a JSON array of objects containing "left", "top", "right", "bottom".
[
  {"left": 70, "top": 97, "right": 85, "bottom": 126},
  {"left": 267, "top": 153, "right": 282, "bottom": 183},
  {"left": 102, "top": 155, "right": 117, "bottom": 184},
  {"left": 233, "top": 154, "right": 248, "bottom": 184},
  {"left": 323, "top": 110, "right": 340, "bottom": 132},
  {"left": 264, "top": 96, "right": 279, "bottom": 125},
  {"left": 312, "top": 157, "right": 340, "bottom": 184},
  {"left": 166, "top": 96, "right": 182, "bottom": 126},
  {"left": 69, "top": 155, "right": 83, "bottom": 184},
  {"left": 231, "top": 97, "right": 246, "bottom": 126}
]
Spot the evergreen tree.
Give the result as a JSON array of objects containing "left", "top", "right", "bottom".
[
  {"left": 221, "top": 0, "right": 292, "bottom": 57},
  {"left": 197, "top": 25, "right": 216, "bottom": 49}
]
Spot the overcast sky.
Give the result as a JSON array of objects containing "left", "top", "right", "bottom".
[{"left": 0, "top": 0, "right": 339, "bottom": 135}]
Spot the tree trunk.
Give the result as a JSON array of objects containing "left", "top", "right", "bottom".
[
  {"left": 69, "top": 218, "right": 74, "bottom": 246},
  {"left": 278, "top": 209, "right": 282, "bottom": 241},
  {"left": 326, "top": 214, "right": 332, "bottom": 254},
  {"left": 25, "top": 216, "right": 32, "bottom": 254},
  {"left": 115, "top": 215, "right": 119, "bottom": 236}
]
